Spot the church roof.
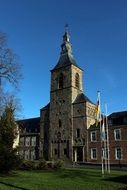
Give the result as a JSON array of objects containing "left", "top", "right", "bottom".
[
  {"left": 73, "top": 93, "right": 94, "bottom": 104},
  {"left": 52, "top": 54, "right": 80, "bottom": 71},
  {"left": 51, "top": 29, "right": 82, "bottom": 72},
  {"left": 40, "top": 103, "right": 50, "bottom": 110}
]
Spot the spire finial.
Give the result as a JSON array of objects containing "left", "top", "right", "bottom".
[
  {"left": 65, "top": 24, "right": 69, "bottom": 33},
  {"left": 63, "top": 24, "right": 70, "bottom": 43}
]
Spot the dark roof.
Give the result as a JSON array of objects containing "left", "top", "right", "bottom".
[
  {"left": 52, "top": 54, "right": 82, "bottom": 71},
  {"left": 17, "top": 117, "right": 40, "bottom": 133},
  {"left": 73, "top": 93, "right": 94, "bottom": 104},
  {"left": 40, "top": 103, "right": 50, "bottom": 111},
  {"left": 109, "top": 111, "right": 127, "bottom": 118},
  {"left": 108, "top": 111, "right": 127, "bottom": 126}
]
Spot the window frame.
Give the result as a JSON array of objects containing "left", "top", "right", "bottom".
[
  {"left": 115, "top": 148, "right": 122, "bottom": 160},
  {"left": 91, "top": 148, "right": 97, "bottom": 160},
  {"left": 90, "top": 131, "right": 96, "bottom": 142},
  {"left": 114, "top": 129, "right": 121, "bottom": 141}
]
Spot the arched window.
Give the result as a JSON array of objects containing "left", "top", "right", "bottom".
[
  {"left": 59, "top": 119, "right": 62, "bottom": 128},
  {"left": 58, "top": 73, "right": 64, "bottom": 89},
  {"left": 75, "top": 73, "right": 80, "bottom": 88}
]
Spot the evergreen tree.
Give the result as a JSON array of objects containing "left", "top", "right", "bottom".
[{"left": 0, "top": 102, "right": 20, "bottom": 173}]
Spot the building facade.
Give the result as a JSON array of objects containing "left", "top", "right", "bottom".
[
  {"left": 18, "top": 117, "right": 40, "bottom": 160},
  {"left": 88, "top": 111, "right": 127, "bottom": 165},
  {"left": 18, "top": 30, "right": 127, "bottom": 166}
]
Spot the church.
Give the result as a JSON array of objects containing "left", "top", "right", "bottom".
[
  {"left": 18, "top": 29, "right": 127, "bottom": 166},
  {"left": 40, "top": 29, "right": 97, "bottom": 162}
]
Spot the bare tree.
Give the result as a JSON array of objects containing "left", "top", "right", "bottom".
[
  {"left": 0, "top": 32, "right": 22, "bottom": 116},
  {"left": 0, "top": 32, "right": 22, "bottom": 88}
]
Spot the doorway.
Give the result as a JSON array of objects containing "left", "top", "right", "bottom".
[{"left": 77, "top": 147, "right": 83, "bottom": 162}]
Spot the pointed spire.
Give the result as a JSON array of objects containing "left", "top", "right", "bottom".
[
  {"left": 63, "top": 24, "right": 70, "bottom": 42},
  {"left": 60, "top": 25, "right": 73, "bottom": 55},
  {"left": 51, "top": 26, "right": 82, "bottom": 71}
]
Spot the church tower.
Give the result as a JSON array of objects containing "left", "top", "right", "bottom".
[
  {"left": 40, "top": 28, "right": 96, "bottom": 162},
  {"left": 49, "top": 29, "right": 84, "bottom": 161}
]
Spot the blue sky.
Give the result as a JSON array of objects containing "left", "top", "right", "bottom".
[{"left": 0, "top": 0, "right": 127, "bottom": 118}]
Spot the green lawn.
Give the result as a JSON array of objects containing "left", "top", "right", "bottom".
[{"left": 0, "top": 168, "right": 127, "bottom": 190}]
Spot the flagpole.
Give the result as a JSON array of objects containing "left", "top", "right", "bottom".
[
  {"left": 103, "top": 113, "right": 107, "bottom": 172},
  {"left": 97, "top": 91, "right": 104, "bottom": 176},
  {"left": 105, "top": 104, "right": 110, "bottom": 174}
]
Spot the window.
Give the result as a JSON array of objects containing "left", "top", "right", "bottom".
[
  {"left": 75, "top": 73, "right": 80, "bottom": 88},
  {"left": 24, "top": 150, "right": 30, "bottom": 160},
  {"left": 91, "top": 148, "right": 97, "bottom": 159},
  {"left": 20, "top": 137, "right": 24, "bottom": 146},
  {"left": 31, "top": 137, "right": 36, "bottom": 146},
  {"left": 115, "top": 148, "right": 122, "bottom": 160},
  {"left": 91, "top": 131, "right": 96, "bottom": 141},
  {"left": 64, "top": 149, "right": 67, "bottom": 155},
  {"left": 58, "top": 73, "right": 64, "bottom": 89},
  {"left": 59, "top": 119, "right": 62, "bottom": 128},
  {"left": 114, "top": 129, "right": 121, "bottom": 140},
  {"left": 54, "top": 149, "right": 57, "bottom": 155},
  {"left": 76, "top": 128, "right": 80, "bottom": 138},
  {"left": 31, "top": 150, "right": 35, "bottom": 160},
  {"left": 25, "top": 137, "right": 30, "bottom": 146}
]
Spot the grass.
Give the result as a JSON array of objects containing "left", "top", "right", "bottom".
[{"left": 0, "top": 168, "right": 127, "bottom": 190}]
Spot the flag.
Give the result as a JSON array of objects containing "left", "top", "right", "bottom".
[{"left": 101, "top": 119, "right": 105, "bottom": 141}]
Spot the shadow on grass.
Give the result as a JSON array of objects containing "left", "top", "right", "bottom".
[
  {"left": 104, "top": 175, "right": 127, "bottom": 184},
  {"left": 0, "top": 181, "right": 29, "bottom": 190},
  {"left": 53, "top": 168, "right": 101, "bottom": 180},
  {"left": 104, "top": 175, "right": 127, "bottom": 190}
]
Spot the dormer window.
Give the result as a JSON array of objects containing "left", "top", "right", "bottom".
[
  {"left": 75, "top": 73, "right": 80, "bottom": 89},
  {"left": 58, "top": 73, "right": 64, "bottom": 89}
]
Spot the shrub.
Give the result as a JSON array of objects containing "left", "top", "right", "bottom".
[
  {"left": 19, "top": 160, "right": 63, "bottom": 171},
  {"left": 47, "top": 161, "right": 54, "bottom": 169},
  {"left": 54, "top": 160, "right": 63, "bottom": 170},
  {"left": 38, "top": 160, "right": 47, "bottom": 170},
  {"left": 19, "top": 160, "right": 35, "bottom": 170}
]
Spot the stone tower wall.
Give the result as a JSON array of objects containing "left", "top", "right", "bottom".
[{"left": 49, "top": 64, "right": 83, "bottom": 161}]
